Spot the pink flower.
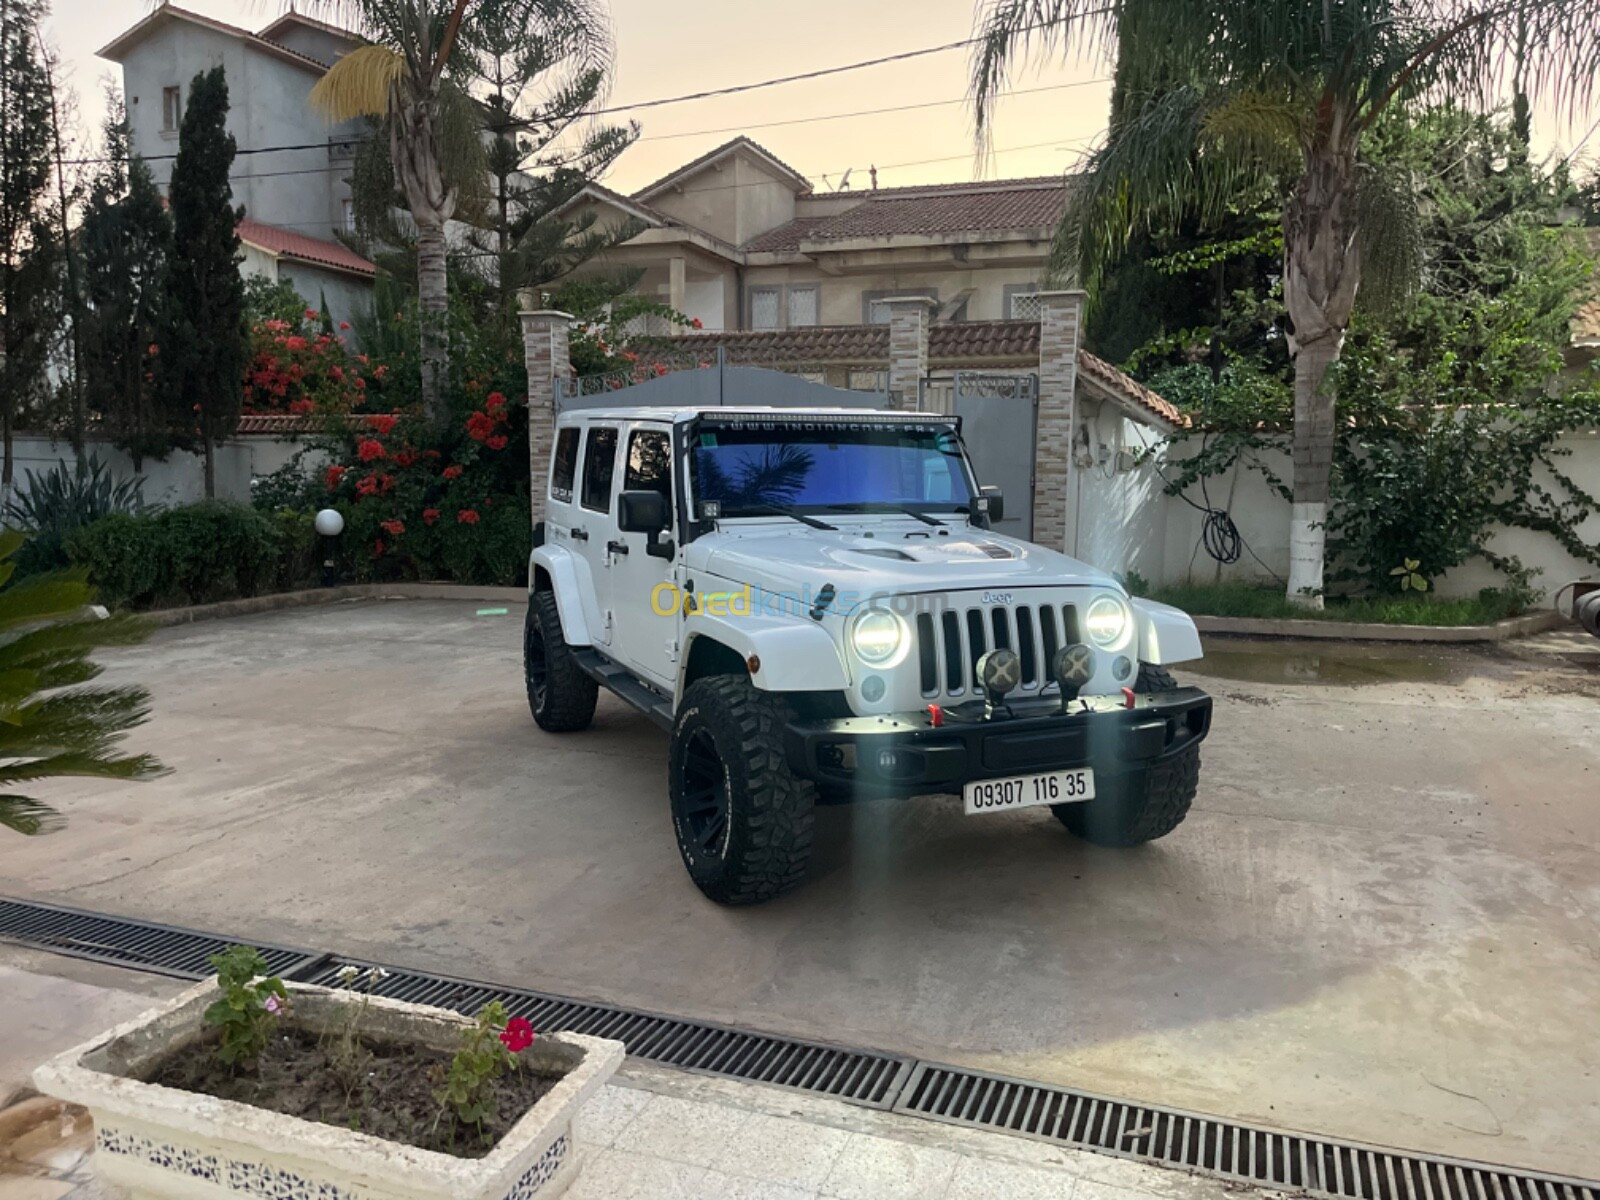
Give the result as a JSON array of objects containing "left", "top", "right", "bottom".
[{"left": 264, "top": 995, "right": 284, "bottom": 1016}]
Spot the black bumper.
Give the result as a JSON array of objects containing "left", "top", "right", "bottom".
[{"left": 784, "top": 688, "right": 1212, "bottom": 795}]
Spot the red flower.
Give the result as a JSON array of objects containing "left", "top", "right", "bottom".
[
  {"left": 356, "top": 475, "right": 379, "bottom": 497},
  {"left": 373, "top": 538, "right": 386, "bottom": 557},
  {"left": 288, "top": 399, "right": 314, "bottom": 415},
  {"left": 325, "top": 465, "right": 346, "bottom": 489},
  {"left": 304, "top": 308, "right": 319, "bottom": 321},
  {"left": 380, "top": 519, "right": 405, "bottom": 536},
  {"left": 378, "top": 473, "right": 395, "bottom": 494},
  {"left": 354, "top": 377, "right": 367, "bottom": 390},
  {"left": 285, "top": 336, "right": 308, "bottom": 352},
  {"left": 457, "top": 509, "right": 480, "bottom": 525},
  {"left": 422, "top": 508, "right": 440, "bottom": 526},
  {"left": 329, "top": 365, "right": 345, "bottom": 382},
  {"left": 367, "top": 414, "right": 398, "bottom": 436},
  {"left": 466, "top": 411, "right": 496, "bottom": 442},
  {"left": 374, "top": 365, "right": 389, "bottom": 380},
  {"left": 485, "top": 392, "right": 507, "bottom": 413},
  {"left": 424, "top": 449, "right": 441, "bottom": 459},
  {"left": 357, "top": 439, "right": 386, "bottom": 462},
  {"left": 499, "top": 1017, "right": 535, "bottom": 1054},
  {"left": 442, "top": 465, "right": 464, "bottom": 480},
  {"left": 339, "top": 321, "right": 351, "bottom": 332},
  {"left": 147, "top": 342, "right": 160, "bottom": 357},
  {"left": 690, "top": 317, "right": 703, "bottom": 330},
  {"left": 394, "top": 450, "right": 418, "bottom": 468},
  {"left": 486, "top": 435, "right": 508, "bottom": 451}
]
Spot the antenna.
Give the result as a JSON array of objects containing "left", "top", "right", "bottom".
[{"left": 838, "top": 168, "right": 853, "bottom": 192}]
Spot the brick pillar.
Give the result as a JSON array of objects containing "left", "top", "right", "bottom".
[
  {"left": 520, "top": 302, "right": 572, "bottom": 528},
  {"left": 883, "top": 296, "right": 936, "bottom": 411},
  {"left": 1033, "top": 290, "right": 1087, "bottom": 553}
]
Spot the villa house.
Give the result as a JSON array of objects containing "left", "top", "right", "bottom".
[
  {"left": 551, "top": 137, "right": 1067, "bottom": 333},
  {"left": 98, "top": 4, "right": 377, "bottom": 326}
]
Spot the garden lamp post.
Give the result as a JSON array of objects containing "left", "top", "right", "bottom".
[{"left": 314, "top": 508, "right": 345, "bottom": 587}]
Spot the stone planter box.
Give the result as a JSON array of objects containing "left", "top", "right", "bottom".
[{"left": 32, "top": 978, "right": 624, "bottom": 1200}]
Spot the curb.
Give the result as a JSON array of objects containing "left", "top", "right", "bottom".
[
  {"left": 1192, "top": 608, "right": 1568, "bottom": 643},
  {"left": 145, "top": 583, "right": 527, "bottom": 628}
]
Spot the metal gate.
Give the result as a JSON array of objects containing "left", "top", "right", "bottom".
[{"left": 950, "top": 372, "right": 1038, "bottom": 541}]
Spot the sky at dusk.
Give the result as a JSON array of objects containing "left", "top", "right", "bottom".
[{"left": 43, "top": 0, "right": 1597, "bottom": 194}]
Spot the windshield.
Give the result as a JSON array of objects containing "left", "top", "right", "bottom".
[{"left": 691, "top": 418, "right": 973, "bottom": 516}]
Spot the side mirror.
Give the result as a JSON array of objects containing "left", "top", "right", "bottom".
[
  {"left": 618, "top": 490, "right": 670, "bottom": 535},
  {"left": 978, "top": 485, "right": 1004, "bottom": 525}
]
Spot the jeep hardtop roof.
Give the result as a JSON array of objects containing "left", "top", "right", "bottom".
[{"left": 557, "top": 406, "right": 954, "bottom": 424}]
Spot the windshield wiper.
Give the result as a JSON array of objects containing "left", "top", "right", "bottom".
[
  {"left": 728, "top": 504, "right": 838, "bottom": 531},
  {"left": 826, "top": 503, "right": 943, "bottom": 527}
]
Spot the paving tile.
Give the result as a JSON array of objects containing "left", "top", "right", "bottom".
[
  {"left": 614, "top": 1094, "right": 756, "bottom": 1170},
  {"left": 946, "top": 1155, "right": 1078, "bottom": 1200},
  {"left": 0, "top": 1179, "right": 75, "bottom": 1200},
  {"left": 1073, "top": 1161, "right": 1234, "bottom": 1200},
  {"left": 565, "top": 1147, "right": 708, "bottom": 1200},
  {"left": 818, "top": 1132, "right": 961, "bottom": 1200},
  {"left": 573, "top": 1084, "right": 653, "bottom": 1150},
  {"left": 697, "top": 1171, "right": 818, "bottom": 1200},
  {"left": 707, "top": 1111, "right": 851, "bottom": 1191}
]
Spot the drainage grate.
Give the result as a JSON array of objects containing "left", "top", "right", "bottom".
[
  {"left": 894, "top": 1063, "right": 1599, "bottom": 1200},
  {"left": 295, "top": 958, "right": 910, "bottom": 1108},
  {"left": 0, "top": 897, "right": 324, "bottom": 981}
]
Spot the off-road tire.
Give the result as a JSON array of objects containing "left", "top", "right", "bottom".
[
  {"left": 525, "top": 591, "right": 597, "bottom": 733},
  {"left": 1051, "top": 662, "right": 1197, "bottom": 847},
  {"left": 668, "top": 675, "right": 817, "bottom": 905}
]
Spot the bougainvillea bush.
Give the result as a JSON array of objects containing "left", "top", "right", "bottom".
[{"left": 243, "top": 308, "right": 390, "bottom": 417}]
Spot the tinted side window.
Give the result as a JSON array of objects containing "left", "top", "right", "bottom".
[
  {"left": 580, "top": 426, "right": 619, "bottom": 513},
  {"left": 550, "top": 427, "right": 580, "bottom": 502},
  {"left": 624, "top": 430, "right": 672, "bottom": 500}
]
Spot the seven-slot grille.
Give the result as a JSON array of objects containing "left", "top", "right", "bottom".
[{"left": 916, "top": 599, "right": 1082, "bottom": 699}]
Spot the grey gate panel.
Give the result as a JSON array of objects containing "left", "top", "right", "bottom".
[
  {"left": 557, "top": 360, "right": 889, "bottom": 413},
  {"left": 953, "top": 373, "right": 1038, "bottom": 541}
]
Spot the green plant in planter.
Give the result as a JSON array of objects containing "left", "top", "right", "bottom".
[
  {"left": 0, "top": 530, "right": 164, "bottom": 835},
  {"left": 435, "top": 1002, "right": 535, "bottom": 1139},
  {"left": 204, "top": 946, "right": 290, "bottom": 1069}
]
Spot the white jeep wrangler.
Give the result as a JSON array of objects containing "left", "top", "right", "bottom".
[{"left": 526, "top": 406, "right": 1213, "bottom": 905}]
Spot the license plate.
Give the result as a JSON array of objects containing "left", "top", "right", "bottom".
[{"left": 964, "top": 769, "right": 1095, "bottom": 815}]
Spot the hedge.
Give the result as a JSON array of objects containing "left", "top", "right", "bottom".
[{"left": 65, "top": 502, "right": 318, "bottom": 610}]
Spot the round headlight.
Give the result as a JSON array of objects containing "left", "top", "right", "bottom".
[
  {"left": 850, "top": 608, "right": 908, "bottom": 667},
  {"left": 1085, "top": 595, "right": 1132, "bottom": 651}
]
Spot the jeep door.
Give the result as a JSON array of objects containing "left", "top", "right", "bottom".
[
  {"left": 568, "top": 423, "right": 619, "bottom": 646},
  {"left": 611, "top": 422, "right": 680, "bottom": 690}
]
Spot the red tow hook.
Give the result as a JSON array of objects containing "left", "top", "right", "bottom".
[
  {"left": 927, "top": 703, "right": 945, "bottom": 728},
  {"left": 1121, "top": 687, "right": 1137, "bottom": 709}
]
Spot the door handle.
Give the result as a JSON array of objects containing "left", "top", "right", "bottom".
[
  {"left": 606, "top": 540, "right": 630, "bottom": 557},
  {"left": 569, "top": 527, "right": 589, "bottom": 541}
]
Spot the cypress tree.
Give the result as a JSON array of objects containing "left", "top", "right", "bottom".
[
  {"left": 164, "top": 65, "right": 244, "bottom": 498},
  {"left": 80, "top": 94, "right": 175, "bottom": 472},
  {"left": 0, "top": 0, "right": 58, "bottom": 506}
]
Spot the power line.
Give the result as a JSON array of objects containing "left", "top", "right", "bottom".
[{"left": 634, "top": 79, "right": 1109, "bottom": 144}]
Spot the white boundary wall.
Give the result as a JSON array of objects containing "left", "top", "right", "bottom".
[
  {"left": 4, "top": 433, "right": 322, "bottom": 510},
  {"left": 1066, "top": 421, "right": 1600, "bottom": 603}
]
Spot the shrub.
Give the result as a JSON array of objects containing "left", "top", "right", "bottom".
[
  {"left": 65, "top": 501, "right": 315, "bottom": 610},
  {"left": 3, "top": 456, "right": 146, "bottom": 575}
]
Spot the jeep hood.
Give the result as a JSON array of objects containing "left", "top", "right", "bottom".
[{"left": 685, "top": 522, "right": 1120, "bottom": 597}]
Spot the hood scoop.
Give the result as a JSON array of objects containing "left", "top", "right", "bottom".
[
  {"left": 846, "top": 546, "right": 918, "bottom": 562},
  {"left": 973, "top": 543, "right": 1017, "bottom": 560}
]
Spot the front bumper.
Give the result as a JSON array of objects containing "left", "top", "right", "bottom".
[{"left": 784, "top": 688, "right": 1212, "bottom": 795}]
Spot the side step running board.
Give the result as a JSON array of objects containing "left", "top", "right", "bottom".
[{"left": 572, "top": 649, "right": 675, "bottom": 730}]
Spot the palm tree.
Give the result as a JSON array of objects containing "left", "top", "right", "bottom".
[
  {"left": 971, "top": 0, "right": 1600, "bottom": 606},
  {"left": 308, "top": 0, "right": 475, "bottom": 422},
  {"left": 0, "top": 529, "right": 164, "bottom": 835},
  {"left": 308, "top": 0, "right": 615, "bottom": 423}
]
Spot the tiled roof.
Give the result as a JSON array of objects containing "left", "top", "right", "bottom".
[
  {"left": 737, "top": 178, "right": 1068, "bottom": 251},
  {"left": 739, "top": 217, "right": 836, "bottom": 254},
  {"left": 634, "top": 137, "right": 812, "bottom": 201},
  {"left": 660, "top": 320, "right": 1180, "bottom": 426},
  {"left": 238, "top": 219, "right": 377, "bottom": 278},
  {"left": 235, "top": 413, "right": 331, "bottom": 435}
]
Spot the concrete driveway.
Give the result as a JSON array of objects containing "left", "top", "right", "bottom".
[{"left": 7, "top": 600, "right": 1599, "bottom": 1177}]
